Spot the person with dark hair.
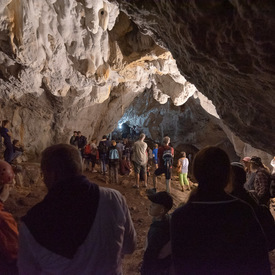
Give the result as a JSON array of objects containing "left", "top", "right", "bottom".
[
  {"left": 18, "top": 144, "right": 136, "bottom": 274},
  {"left": 230, "top": 162, "right": 275, "bottom": 252},
  {"left": 0, "top": 160, "right": 18, "bottom": 275},
  {"left": 250, "top": 156, "right": 271, "bottom": 206},
  {"left": 77, "top": 131, "right": 87, "bottom": 159},
  {"left": 69, "top": 131, "right": 78, "bottom": 147},
  {"left": 171, "top": 146, "right": 271, "bottom": 275},
  {"left": 153, "top": 136, "right": 174, "bottom": 193},
  {"left": 141, "top": 191, "right": 173, "bottom": 275},
  {"left": 0, "top": 120, "right": 13, "bottom": 163},
  {"left": 98, "top": 135, "right": 109, "bottom": 175}
]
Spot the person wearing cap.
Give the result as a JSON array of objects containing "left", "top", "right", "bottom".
[
  {"left": 242, "top": 156, "right": 256, "bottom": 191},
  {"left": 141, "top": 191, "right": 173, "bottom": 275},
  {"left": 171, "top": 147, "right": 271, "bottom": 275},
  {"left": 0, "top": 160, "right": 18, "bottom": 274},
  {"left": 18, "top": 144, "right": 136, "bottom": 274},
  {"left": 250, "top": 156, "right": 271, "bottom": 206}
]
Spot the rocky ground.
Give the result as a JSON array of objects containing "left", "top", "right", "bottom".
[{"left": 4, "top": 162, "right": 275, "bottom": 274}]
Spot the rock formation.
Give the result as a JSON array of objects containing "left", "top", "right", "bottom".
[{"left": 0, "top": 0, "right": 274, "bottom": 163}]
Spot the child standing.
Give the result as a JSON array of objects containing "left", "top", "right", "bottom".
[
  {"left": 177, "top": 151, "right": 191, "bottom": 192},
  {"left": 141, "top": 191, "right": 173, "bottom": 275},
  {"left": 109, "top": 140, "right": 119, "bottom": 184}
]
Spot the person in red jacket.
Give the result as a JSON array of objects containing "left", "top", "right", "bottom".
[{"left": 0, "top": 160, "right": 18, "bottom": 274}]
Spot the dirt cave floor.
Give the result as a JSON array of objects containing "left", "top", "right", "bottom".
[{"left": 4, "top": 163, "right": 275, "bottom": 275}]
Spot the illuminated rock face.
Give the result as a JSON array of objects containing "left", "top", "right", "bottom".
[{"left": 0, "top": 0, "right": 274, "bottom": 161}]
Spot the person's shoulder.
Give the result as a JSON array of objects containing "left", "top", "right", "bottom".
[{"left": 99, "top": 186, "right": 125, "bottom": 203}]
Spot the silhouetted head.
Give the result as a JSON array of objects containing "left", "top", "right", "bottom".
[
  {"left": 102, "top": 135, "right": 107, "bottom": 139},
  {"left": 193, "top": 146, "right": 230, "bottom": 191},
  {"left": 2, "top": 120, "right": 9, "bottom": 128},
  {"left": 181, "top": 151, "right": 186, "bottom": 157},
  {"left": 230, "top": 162, "right": 246, "bottom": 191},
  {"left": 250, "top": 156, "right": 264, "bottom": 171},
  {"left": 41, "top": 144, "right": 82, "bottom": 189}
]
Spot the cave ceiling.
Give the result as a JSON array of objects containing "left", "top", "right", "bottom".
[{"left": 0, "top": 0, "right": 274, "bottom": 159}]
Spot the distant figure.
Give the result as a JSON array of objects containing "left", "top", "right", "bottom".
[
  {"left": 153, "top": 136, "right": 174, "bottom": 193},
  {"left": 11, "top": 139, "right": 24, "bottom": 163},
  {"left": 230, "top": 162, "right": 275, "bottom": 252},
  {"left": 116, "top": 140, "right": 124, "bottom": 159},
  {"left": 141, "top": 191, "right": 173, "bottom": 275},
  {"left": 77, "top": 131, "right": 87, "bottom": 159},
  {"left": 147, "top": 147, "right": 153, "bottom": 166},
  {"left": 131, "top": 133, "right": 148, "bottom": 188},
  {"left": 109, "top": 140, "right": 119, "bottom": 184},
  {"left": 122, "top": 138, "right": 131, "bottom": 163},
  {"left": 90, "top": 139, "right": 98, "bottom": 172},
  {"left": 120, "top": 155, "right": 131, "bottom": 175},
  {"left": 242, "top": 156, "right": 256, "bottom": 191},
  {"left": 18, "top": 144, "right": 136, "bottom": 274},
  {"left": 0, "top": 160, "right": 18, "bottom": 275},
  {"left": 152, "top": 144, "right": 158, "bottom": 169},
  {"left": 177, "top": 151, "right": 191, "bottom": 192},
  {"left": 69, "top": 131, "right": 78, "bottom": 147},
  {"left": 271, "top": 156, "right": 275, "bottom": 174},
  {"left": 171, "top": 146, "right": 271, "bottom": 275},
  {"left": 98, "top": 135, "right": 109, "bottom": 175},
  {"left": 0, "top": 120, "right": 13, "bottom": 163},
  {"left": 250, "top": 156, "right": 270, "bottom": 206}
]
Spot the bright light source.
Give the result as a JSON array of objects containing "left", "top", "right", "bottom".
[{"left": 118, "top": 123, "right": 122, "bottom": 129}]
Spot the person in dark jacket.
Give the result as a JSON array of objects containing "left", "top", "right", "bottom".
[
  {"left": 77, "top": 131, "right": 87, "bottom": 159},
  {"left": 0, "top": 120, "right": 13, "bottom": 163},
  {"left": 141, "top": 191, "right": 173, "bottom": 275},
  {"left": 171, "top": 146, "right": 271, "bottom": 275}
]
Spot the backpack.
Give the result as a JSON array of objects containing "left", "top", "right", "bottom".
[
  {"left": 162, "top": 147, "right": 173, "bottom": 168},
  {"left": 98, "top": 141, "right": 108, "bottom": 154},
  {"left": 84, "top": 144, "right": 91, "bottom": 155},
  {"left": 269, "top": 173, "right": 275, "bottom": 198},
  {"left": 109, "top": 148, "right": 119, "bottom": 160}
]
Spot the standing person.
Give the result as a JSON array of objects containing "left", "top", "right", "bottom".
[
  {"left": 122, "top": 138, "right": 131, "bottom": 164},
  {"left": 109, "top": 141, "right": 120, "bottom": 184},
  {"left": 131, "top": 133, "right": 148, "bottom": 189},
  {"left": 83, "top": 141, "right": 92, "bottom": 171},
  {"left": 242, "top": 156, "right": 256, "bottom": 191},
  {"left": 90, "top": 139, "right": 98, "bottom": 172},
  {"left": 153, "top": 137, "right": 174, "bottom": 193},
  {"left": 69, "top": 131, "right": 78, "bottom": 147},
  {"left": 177, "top": 152, "right": 191, "bottom": 192},
  {"left": 0, "top": 160, "right": 18, "bottom": 275},
  {"left": 0, "top": 120, "right": 13, "bottom": 163},
  {"left": 77, "top": 131, "right": 87, "bottom": 159},
  {"left": 98, "top": 135, "right": 108, "bottom": 175},
  {"left": 171, "top": 147, "right": 271, "bottom": 275},
  {"left": 152, "top": 144, "right": 159, "bottom": 169},
  {"left": 120, "top": 155, "right": 131, "bottom": 175},
  {"left": 116, "top": 140, "right": 124, "bottom": 160},
  {"left": 250, "top": 156, "right": 270, "bottom": 206},
  {"left": 141, "top": 191, "right": 173, "bottom": 275},
  {"left": 18, "top": 144, "right": 136, "bottom": 274},
  {"left": 271, "top": 156, "right": 275, "bottom": 175}
]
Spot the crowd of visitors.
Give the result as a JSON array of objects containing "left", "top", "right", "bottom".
[{"left": 0, "top": 123, "right": 274, "bottom": 274}]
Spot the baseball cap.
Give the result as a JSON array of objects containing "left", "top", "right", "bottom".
[
  {"left": 242, "top": 157, "right": 251, "bottom": 162},
  {"left": 148, "top": 191, "right": 173, "bottom": 211}
]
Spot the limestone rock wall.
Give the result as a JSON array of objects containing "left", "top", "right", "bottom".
[
  {"left": 114, "top": 0, "right": 275, "bottom": 155},
  {"left": 0, "top": 0, "right": 274, "bottom": 161}
]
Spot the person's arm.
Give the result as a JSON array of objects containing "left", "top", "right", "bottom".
[
  {"left": 255, "top": 172, "right": 269, "bottom": 199},
  {"left": 0, "top": 207, "right": 18, "bottom": 263},
  {"left": 121, "top": 196, "right": 137, "bottom": 254}
]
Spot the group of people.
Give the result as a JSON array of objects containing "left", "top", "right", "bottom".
[
  {"left": 0, "top": 144, "right": 274, "bottom": 274},
  {"left": 242, "top": 155, "right": 275, "bottom": 206}
]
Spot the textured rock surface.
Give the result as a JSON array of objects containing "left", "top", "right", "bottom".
[
  {"left": 0, "top": 0, "right": 274, "bottom": 161},
  {"left": 113, "top": 0, "right": 275, "bottom": 155}
]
